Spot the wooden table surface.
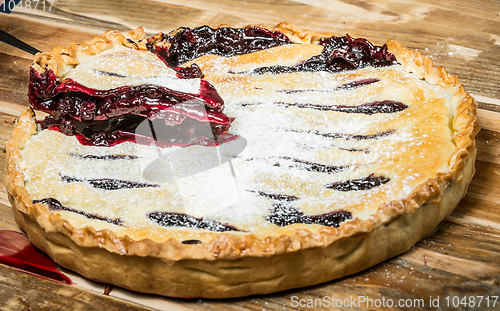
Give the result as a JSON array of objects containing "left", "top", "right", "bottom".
[{"left": 1, "top": 1, "right": 499, "bottom": 310}]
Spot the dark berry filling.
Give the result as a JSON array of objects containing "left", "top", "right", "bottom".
[
  {"left": 181, "top": 239, "right": 203, "bottom": 245},
  {"left": 92, "top": 69, "right": 128, "bottom": 78},
  {"left": 237, "top": 35, "right": 396, "bottom": 75},
  {"left": 29, "top": 68, "right": 225, "bottom": 121},
  {"left": 328, "top": 100, "right": 407, "bottom": 114},
  {"left": 175, "top": 64, "right": 204, "bottom": 79},
  {"left": 41, "top": 112, "right": 235, "bottom": 148},
  {"left": 244, "top": 100, "right": 407, "bottom": 115},
  {"left": 289, "top": 129, "right": 396, "bottom": 140},
  {"left": 265, "top": 201, "right": 352, "bottom": 227},
  {"left": 248, "top": 156, "right": 350, "bottom": 174},
  {"left": 285, "top": 100, "right": 406, "bottom": 114},
  {"left": 60, "top": 175, "right": 160, "bottom": 190},
  {"left": 148, "top": 25, "right": 292, "bottom": 68},
  {"left": 34, "top": 198, "right": 123, "bottom": 226},
  {"left": 29, "top": 67, "right": 234, "bottom": 147},
  {"left": 251, "top": 190, "right": 352, "bottom": 227},
  {"left": 67, "top": 152, "right": 139, "bottom": 160},
  {"left": 148, "top": 211, "right": 240, "bottom": 232},
  {"left": 279, "top": 78, "right": 380, "bottom": 94},
  {"left": 249, "top": 190, "right": 299, "bottom": 202},
  {"left": 326, "top": 174, "right": 390, "bottom": 191}
]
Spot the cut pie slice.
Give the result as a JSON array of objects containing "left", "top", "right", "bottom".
[{"left": 5, "top": 23, "right": 478, "bottom": 298}]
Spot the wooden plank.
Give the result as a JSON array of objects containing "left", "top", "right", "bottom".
[
  {"left": 476, "top": 128, "right": 500, "bottom": 165},
  {"left": 0, "top": 101, "right": 28, "bottom": 118},
  {"left": 400, "top": 246, "right": 500, "bottom": 286},
  {"left": 0, "top": 264, "right": 156, "bottom": 311},
  {"left": 478, "top": 109, "right": 500, "bottom": 133}
]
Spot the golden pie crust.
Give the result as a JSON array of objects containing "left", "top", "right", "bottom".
[{"left": 5, "top": 23, "right": 478, "bottom": 298}]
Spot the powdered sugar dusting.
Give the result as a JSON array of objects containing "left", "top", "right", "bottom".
[{"left": 21, "top": 42, "right": 457, "bottom": 233}]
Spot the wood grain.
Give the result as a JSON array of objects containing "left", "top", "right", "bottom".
[
  {"left": 0, "top": 0, "right": 499, "bottom": 310},
  {"left": 0, "top": 264, "right": 157, "bottom": 311}
]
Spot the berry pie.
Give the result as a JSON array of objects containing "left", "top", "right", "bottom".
[{"left": 5, "top": 23, "right": 478, "bottom": 298}]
